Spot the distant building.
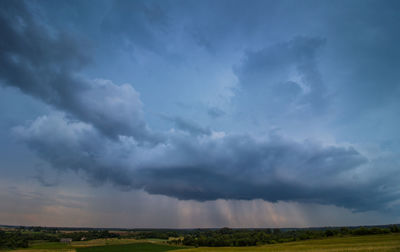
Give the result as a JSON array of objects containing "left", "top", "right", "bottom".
[
  {"left": 60, "top": 238, "right": 72, "bottom": 243},
  {"left": 81, "top": 236, "right": 87, "bottom": 241}
]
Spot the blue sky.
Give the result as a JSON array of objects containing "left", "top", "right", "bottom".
[{"left": 0, "top": 0, "right": 400, "bottom": 228}]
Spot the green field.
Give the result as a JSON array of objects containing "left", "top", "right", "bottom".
[
  {"left": 175, "top": 233, "right": 400, "bottom": 252},
  {"left": 6, "top": 233, "right": 400, "bottom": 252},
  {"left": 76, "top": 243, "right": 184, "bottom": 252}
]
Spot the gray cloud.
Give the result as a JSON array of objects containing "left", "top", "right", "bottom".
[
  {"left": 318, "top": 1, "right": 400, "bottom": 125},
  {"left": 14, "top": 113, "right": 400, "bottom": 212},
  {"left": 235, "top": 36, "right": 328, "bottom": 117},
  {"left": 0, "top": 0, "right": 158, "bottom": 142},
  {"left": 101, "top": 0, "right": 169, "bottom": 54},
  {"left": 207, "top": 107, "right": 225, "bottom": 118},
  {"left": 163, "top": 115, "right": 211, "bottom": 136},
  {"left": 3, "top": 0, "right": 400, "bottom": 221},
  {"left": 32, "top": 167, "right": 60, "bottom": 187},
  {"left": 13, "top": 114, "right": 135, "bottom": 189}
]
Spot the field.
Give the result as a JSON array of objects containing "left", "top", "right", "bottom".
[
  {"left": 8, "top": 239, "right": 184, "bottom": 252},
  {"left": 76, "top": 243, "right": 184, "bottom": 252},
  {"left": 5, "top": 233, "right": 400, "bottom": 252},
  {"left": 176, "top": 234, "right": 400, "bottom": 252}
]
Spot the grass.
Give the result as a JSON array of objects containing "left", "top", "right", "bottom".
[
  {"left": 172, "top": 233, "right": 400, "bottom": 252},
  {"left": 76, "top": 243, "right": 185, "bottom": 252},
  {"left": 29, "top": 242, "right": 72, "bottom": 250},
  {"left": 7, "top": 239, "right": 184, "bottom": 252},
  {"left": 6, "top": 233, "right": 400, "bottom": 252},
  {"left": 71, "top": 238, "right": 140, "bottom": 248}
]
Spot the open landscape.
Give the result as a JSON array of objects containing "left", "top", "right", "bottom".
[
  {"left": 4, "top": 234, "right": 400, "bottom": 252},
  {"left": 2, "top": 225, "right": 400, "bottom": 251},
  {"left": 1, "top": 0, "right": 400, "bottom": 252}
]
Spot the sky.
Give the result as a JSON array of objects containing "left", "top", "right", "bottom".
[{"left": 0, "top": 0, "right": 400, "bottom": 228}]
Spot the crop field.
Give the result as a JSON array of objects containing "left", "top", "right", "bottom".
[
  {"left": 5, "top": 233, "right": 400, "bottom": 252},
  {"left": 76, "top": 243, "right": 184, "bottom": 252},
  {"left": 175, "top": 233, "right": 400, "bottom": 252},
  {"left": 8, "top": 239, "right": 184, "bottom": 252}
]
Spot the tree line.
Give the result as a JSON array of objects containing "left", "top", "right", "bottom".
[
  {"left": 0, "top": 229, "right": 118, "bottom": 250},
  {"left": 1, "top": 225, "right": 399, "bottom": 249},
  {"left": 169, "top": 225, "right": 400, "bottom": 247}
]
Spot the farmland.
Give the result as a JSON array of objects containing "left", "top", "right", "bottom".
[
  {"left": 2, "top": 226, "right": 400, "bottom": 252},
  {"left": 76, "top": 243, "right": 184, "bottom": 252},
  {"left": 8, "top": 239, "right": 185, "bottom": 252},
  {"left": 177, "top": 233, "right": 400, "bottom": 251},
  {"left": 5, "top": 234, "right": 400, "bottom": 252}
]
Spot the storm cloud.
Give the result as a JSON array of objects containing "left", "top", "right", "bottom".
[
  {"left": 14, "top": 112, "right": 399, "bottom": 212},
  {"left": 234, "top": 36, "right": 328, "bottom": 118},
  {"left": 1, "top": 0, "right": 400, "bottom": 226},
  {"left": 101, "top": 0, "right": 169, "bottom": 54},
  {"left": 0, "top": 0, "right": 156, "bottom": 142}
]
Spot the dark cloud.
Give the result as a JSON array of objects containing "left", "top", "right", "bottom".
[
  {"left": 101, "top": 0, "right": 169, "bottom": 54},
  {"left": 207, "top": 107, "right": 225, "bottom": 118},
  {"left": 137, "top": 134, "right": 371, "bottom": 210},
  {"left": 98, "top": 0, "right": 279, "bottom": 55},
  {"left": 0, "top": 0, "right": 158, "bottom": 142},
  {"left": 179, "top": 0, "right": 281, "bottom": 53},
  {"left": 13, "top": 114, "right": 135, "bottom": 189},
  {"left": 3, "top": 0, "right": 400, "bottom": 221},
  {"left": 14, "top": 114, "right": 400, "bottom": 212},
  {"left": 235, "top": 36, "right": 328, "bottom": 116},
  {"left": 320, "top": 0, "right": 400, "bottom": 120},
  {"left": 163, "top": 116, "right": 211, "bottom": 136}
]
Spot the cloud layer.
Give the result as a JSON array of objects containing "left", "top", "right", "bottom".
[
  {"left": 14, "top": 112, "right": 398, "bottom": 212},
  {"left": 1, "top": 0, "right": 400, "bottom": 223},
  {"left": 0, "top": 1, "right": 156, "bottom": 142},
  {"left": 235, "top": 37, "right": 327, "bottom": 116}
]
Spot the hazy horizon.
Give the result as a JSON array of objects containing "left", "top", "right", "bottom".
[{"left": 1, "top": 0, "right": 400, "bottom": 228}]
